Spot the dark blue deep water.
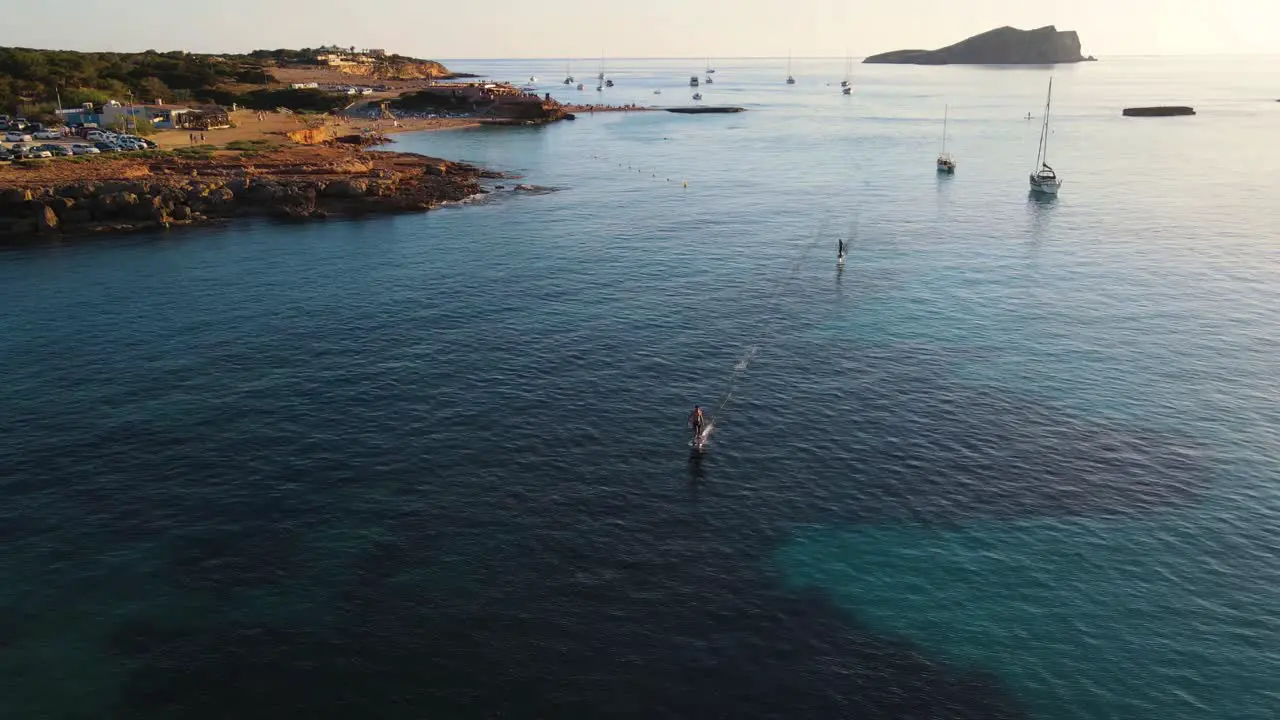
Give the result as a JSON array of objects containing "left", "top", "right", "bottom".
[{"left": 2, "top": 58, "right": 1279, "bottom": 718}]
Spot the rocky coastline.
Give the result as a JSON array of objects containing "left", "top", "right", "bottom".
[{"left": 0, "top": 145, "right": 501, "bottom": 246}]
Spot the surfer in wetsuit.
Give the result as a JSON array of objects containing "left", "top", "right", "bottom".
[
  {"left": 689, "top": 405, "right": 705, "bottom": 444},
  {"left": 838, "top": 239, "right": 847, "bottom": 261}
]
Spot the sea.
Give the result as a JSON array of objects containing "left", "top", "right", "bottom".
[{"left": 2, "top": 56, "right": 1278, "bottom": 719}]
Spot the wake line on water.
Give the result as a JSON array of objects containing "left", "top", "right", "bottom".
[{"left": 702, "top": 221, "right": 832, "bottom": 444}]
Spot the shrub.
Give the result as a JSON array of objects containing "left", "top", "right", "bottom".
[{"left": 239, "top": 88, "right": 350, "bottom": 113}]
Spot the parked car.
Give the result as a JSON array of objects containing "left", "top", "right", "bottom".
[
  {"left": 93, "top": 141, "right": 121, "bottom": 152},
  {"left": 37, "top": 144, "right": 73, "bottom": 157},
  {"left": 4, "top": 132, "right": 32, "bottom": 142},
  {"left": 33, "top": 129, "right": 61, "bottom": 140},
  {"left": 25, "top": 149, "right": 53, "bottom": 159},
  {"left": 0, "top": 148, "right": 13, "bottom": 161},
  {"left": 70, "top": 144, "right": 100, "bottom": 155}
]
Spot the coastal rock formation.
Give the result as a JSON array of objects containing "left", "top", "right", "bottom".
[
  {"left": 391, "top": 86, "right": 568, "bottom": 123},
  {"left": 287, "top": 127, "right": 338, "bottom": 145},
  {"left": 864, "top": 26, "right": 1093, "bottom": 65},
  {"left": 1123, "top": 106, "right": 1196, "bottom": 117},
  {"left": 334, "top": 59, "right": 452, "bottom": 81},
  {"left": 0, "top": 146, "right": 499, "bottom": 245}
]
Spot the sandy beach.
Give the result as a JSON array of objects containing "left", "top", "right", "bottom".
[{"left": 150, "top": 110, "right": 479, "bottom": 150}]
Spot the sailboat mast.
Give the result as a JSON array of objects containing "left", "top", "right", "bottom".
[
  {"left": 942, "top": 105, "right": 948, "bottom": 154},
  {"left": 1035, "top": 78, "right": 1054, "bottom": 169}
]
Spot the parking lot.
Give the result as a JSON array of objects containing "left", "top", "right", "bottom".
[{"left": 1, "top": 125, "right": 158, "bottom": 162}]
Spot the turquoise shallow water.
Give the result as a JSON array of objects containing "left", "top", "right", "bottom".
[{"left": 1, "top": 57, "right": 1279, "bottom": 718}]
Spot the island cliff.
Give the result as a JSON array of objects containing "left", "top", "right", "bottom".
[{"left": 864, "top": 26, "right": 1093, "bottom": 65}]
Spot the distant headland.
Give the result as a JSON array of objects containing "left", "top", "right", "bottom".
[
  {"left": 864, "top": 26, "right": 1096, "bottom": 65},
  {"left": 0, "top": 44, "right": 651, "bottom": 244}
]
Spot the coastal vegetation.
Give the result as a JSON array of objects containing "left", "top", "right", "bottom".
[
  {"left": 236, "top": 88, "right": 352, "bottom": 113},
  {"left": 389, "top": 90, "right": 472, "bottom": 112},
  {"left": 0, "top": 45, "right": 451, "bottom": 118}
]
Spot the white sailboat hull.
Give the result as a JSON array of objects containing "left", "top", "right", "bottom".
[{"left": 1029, "top": 176, "right": 1062, "bottom": 194}]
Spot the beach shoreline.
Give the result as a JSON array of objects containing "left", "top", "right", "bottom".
[{"left": 0, "top": 98, "right": 653, "bottom": 245}]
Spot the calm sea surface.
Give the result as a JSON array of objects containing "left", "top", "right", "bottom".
[{"left": 2, "top": 57, "right": 1279, "bottom": 719}]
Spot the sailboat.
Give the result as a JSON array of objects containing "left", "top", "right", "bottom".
[
  {"left": 936, "top": 105, "right": 956, "bottom": 173},
  {"left": 1029, "top": 78, "right": 1062, "bottom": 194},
  {"left": 786, "top": 51, "right": 796, "bottom": 84},
  {"left": 564, "top": 62, "right": 574, "bottom": 85},
  {"left": 841, "top": 53, "right": 852, "bottom": 94},
  {"left": 706, "top": 57, "right": 716, "bottom": 74}
]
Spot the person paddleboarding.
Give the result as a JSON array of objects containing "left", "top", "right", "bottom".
[
  {"left": 688, "top": 405, "right": 706, "bottom": 447},
  {"left": 837, "top": 238, "right": 847, "bottom": 265}
]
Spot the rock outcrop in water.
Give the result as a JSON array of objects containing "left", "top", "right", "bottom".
[
  {"left": 1123, "top": 106, "right": 1196, "bottom": 117},
  {"left": 0, "top": 146, "right": 499, "bottom": 245},
  {"left": 864, "top": 25, "right": 1094, "bottom": 65}
]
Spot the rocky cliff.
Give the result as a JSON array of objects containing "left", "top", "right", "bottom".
[
  {"left": 864, "top": 26, "right": 1093, "bottom": 65},
  {"left": 337, "top": 59, "right": 453, "bottom": 80},
  {"left": 0, "top": 146, "right": 497, "bottom": 244}
]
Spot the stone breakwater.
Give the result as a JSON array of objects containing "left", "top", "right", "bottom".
[{"left": 0, "top": 147, "right": 498, "bottom": 245}]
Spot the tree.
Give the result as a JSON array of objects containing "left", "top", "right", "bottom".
[{"left": 139, "top": 76, "right": 171, "bottom": 103}]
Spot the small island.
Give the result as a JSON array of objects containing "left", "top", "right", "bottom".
[{"left": 864, "top": 25, "right": 1095, "bottom": 65}]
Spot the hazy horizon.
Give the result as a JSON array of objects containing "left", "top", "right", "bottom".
[{"left": 0, "top": 0, "right": 1277, "bottom": 59}]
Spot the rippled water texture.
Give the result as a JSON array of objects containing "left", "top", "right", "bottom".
[{"left": 2, "top": 57, "right": 1279, "bottom": 718}]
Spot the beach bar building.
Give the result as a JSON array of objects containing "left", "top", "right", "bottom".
[
  {"left": 56, "top": 104, "right": 103, "bottom": 126},
  {"left": 100, "top": 101, "right": 194, "bottom": 129},
  {"left": 174, "top": 105, "right": 231, "bottom": 130}
]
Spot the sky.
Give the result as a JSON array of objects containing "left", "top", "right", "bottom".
[{"left": 0, "top": 0, "right": 1276, "bottom": 59}]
